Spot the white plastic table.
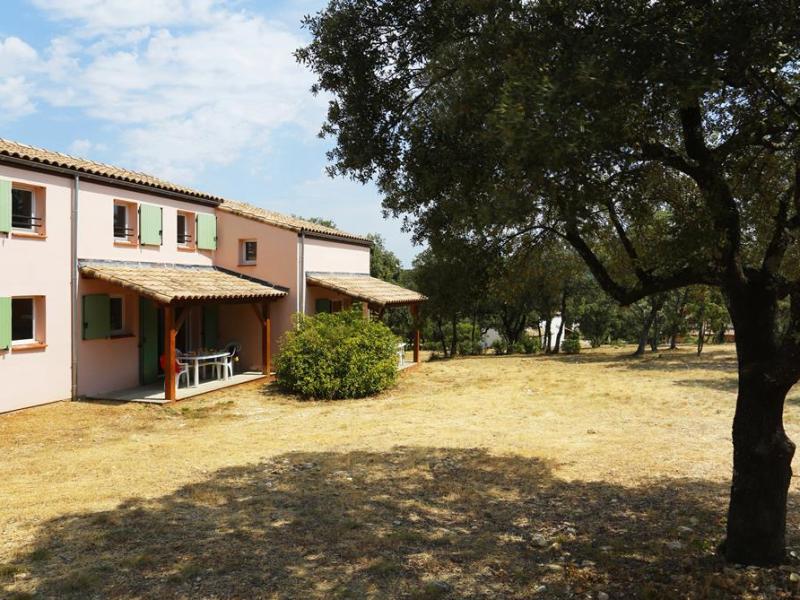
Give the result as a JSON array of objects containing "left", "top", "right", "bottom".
[{"left": 179, "top": 351, "right": 229, "bottom": 387}]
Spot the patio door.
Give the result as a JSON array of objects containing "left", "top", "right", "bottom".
[{"left": 139, "top": 298, "right": 159, "bottom": 385}]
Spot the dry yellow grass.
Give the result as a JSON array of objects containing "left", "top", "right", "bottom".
[{"left": 1, "top": 345, "right": 800, "bottom": 598}]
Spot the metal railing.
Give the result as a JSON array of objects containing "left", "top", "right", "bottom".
[
  {"left": 11, "top": 214, "right": 42, "bottom": 230},
  {"left": 177, "top": 233, "right": 193, "bottom": 244},
  {"left": 114, "top": 226, "right": 135, "bottom": 240}
]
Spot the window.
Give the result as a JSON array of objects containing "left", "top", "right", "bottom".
[
  {"left": 177, "top": 211, "right": 195, "bottom": 248},
  {"left": 12, "top": 189, "right": 35, "bottom": 230},
  {"left": 113, "top": 201, "right": 135, "bottom": 242},
  {"left": 240, "top": 240, "right": 257, "bottom": 265},
  {"left": 12, "top": 297, "right": 35, "bottom": 344},
  {"left": 109, "top": 296, "right": 125, "bottom": 335}
]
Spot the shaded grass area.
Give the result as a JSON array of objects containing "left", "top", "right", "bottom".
[{"left": 3, "top": 447, "right": 800, "bottom": 599}]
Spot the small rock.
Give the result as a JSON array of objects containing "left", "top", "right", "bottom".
[
  {"left": 790, "top": 572, "right": 800, "bottom": 582},
  {"left": 678, "top": 525, "right": 694, "bottom": 533},
  {"left": 534, "top": 584, "right": 547, "bottom": 594},
  {"left": 532, "top": 534, "right": 548, "bottom": 547},
  {"left": 427, "top": 580, "right": 452, "bottom": 593},
  {"left": 666, "top": 540, "right": 683, "bottom": 550},
  {"left": 587, "top": 429, "right": 597, "bottom": 434},
  {"left": 545, "top": 563, "right": 563, "bottom": 572},
  {"left": 598, "top": 592, "right": 610, "bottom": 600},
  {"left": 581, "top": 560, "right": 596, "bottom": 567}
]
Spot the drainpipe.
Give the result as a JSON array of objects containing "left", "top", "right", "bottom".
[
  {"left": 299, "top": 229, "right": 306, "bottom": 316},
  {"left": 70, "top": 175, "right": 80, "bottom": 400}
]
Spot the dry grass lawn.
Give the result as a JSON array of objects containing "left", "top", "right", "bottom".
[{"left": 2, "top": 345, "right": 800, "bottom": 598}]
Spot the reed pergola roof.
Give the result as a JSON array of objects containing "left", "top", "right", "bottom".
[
  {"left": 79, "top": 261, "right": 288, "bottom": 305},
  {"left": 306, "top": 272, "right": 427, "bottom": 307}
]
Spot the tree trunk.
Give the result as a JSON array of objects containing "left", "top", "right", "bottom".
[
  {"left": 553, "top": 291, "right": 567, "bottom": 354},
  {"left": 649, "top": 310, "right": 659, "bottom": 352},
  {"left": 724, "top": 368, "right": 794, "bottom": 565},
  {"left": 697, "top": 321, "right": 705, "bottom": 356},
  {"left": 669, "top": 332, "right": 678, "bottom": 350},
  {"left": 435, "top": 318, "right": 448, "bottom": 357},
  {"left": 449, "top": 316, "right": 458, "bottom": 358},
  {"left": 721, "top": 284, "right": 797, "bottom": 565},
  {"left": 544, "top": 315, "right": 553, "bottom": 354},
  {"left": 633, "top": 301, "right": 659, "bottom": 356}
]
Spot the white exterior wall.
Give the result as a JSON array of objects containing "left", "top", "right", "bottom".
[{"left": 302, "top": 236, "right": 370, "bottom": 314}]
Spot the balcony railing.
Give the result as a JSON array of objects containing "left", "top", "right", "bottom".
[
  {"left": 12, "top": 214, "right": 42, "bottom": 230},
  {"left": 114, "top": 226, "right": 135, "bottom": 240},
  {"left": 177, "top": 233, "right": 193, "bottom": 244}
]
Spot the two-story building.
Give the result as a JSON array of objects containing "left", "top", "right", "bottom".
[{"left": 0, "top": 139, "right": 425, "bottom": 413}]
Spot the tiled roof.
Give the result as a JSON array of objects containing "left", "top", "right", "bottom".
[
  {"left": 80, "top": 261, "right": 287, "bottom": 305},
  {"left": 219, "top": 199, "right": 372, "bottom": 244},
  {"left": 0, "top": 138, "right": 223, "bottom": 203},
  {"left": 306, "top": 272, "right": 427, "bottom": 306}
]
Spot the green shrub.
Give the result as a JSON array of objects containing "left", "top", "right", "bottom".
[
  {"left": 520, "top": 333, "right": 541, "bottom": 354},
  {"left": 275, "top": 309, "right": 399, "bottom": 399},
  {"left": 491, "top": 339, "right": 508, "bottom": 355},
  {"left": 561, "top": 330, "right": 581, "bottom": 354}
]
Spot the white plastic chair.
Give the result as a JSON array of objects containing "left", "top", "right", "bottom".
[
  {"left": 397, "top": 342, "right": 406, "bottom": 368},
  {"left": 222, "top": 342, "right": 241, "bottom": 378},
  {"left": 176, "top": 350, "right": 190, "bottom": 388}
]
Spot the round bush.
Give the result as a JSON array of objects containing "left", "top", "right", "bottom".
[
  {"left": 561, "top": 330, "right": 581, "bottom": 354},
  {"left": 275, "top": 309, "right": 399, "bottom": 399}
]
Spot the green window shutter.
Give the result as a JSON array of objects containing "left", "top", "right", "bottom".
[
  {"left": 139, "top": 204, "right": 163, "bottom": 246},
  {"left": 83, "top": 294, "right": 110, "bottom": 340},
  {"left": 315, "top": 299, "right": 331, "bottom": 314},
  {"left": 0, "top": 180, "right": 11, "bottom": 234},
  {"left": 202, "top": 305, "right": 219, "bottom": 348},
  {"left": 0, "top": 297, "right": 11, "bottom": 350},
  {"left": 196, "top": 214, "right": 217, "bottom": 250}
]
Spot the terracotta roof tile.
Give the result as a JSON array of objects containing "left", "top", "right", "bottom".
[
  {"left": 0, "top": 138, "right": 223, "bottom": 203},
  {"left": 220, "top": 199, "right": 371, "bottom": 244}
]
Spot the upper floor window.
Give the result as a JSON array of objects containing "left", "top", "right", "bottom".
[
  {"left": 113, "top": 200, "right": 136, "bottom": 243},
  {"left": 240, "top": 239, "right": 257, "bottom": 265},
  {"left": 177, "top": 210, "right": 195, "bottom": 249},
  {"left": 1, "top": 182, "right": 46, "bottom": 236}
]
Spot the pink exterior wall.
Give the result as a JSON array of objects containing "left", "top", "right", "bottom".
[
  {"left": 76, "top": 181, "right": 216, "bottom": 265},
  {"left": 0, "top": 165, "right": 72, "bottom": 412},
  {"left": 214, "top": 210, "right": 298, "bottom": 365},
  {"left": 77, "top": 279, "right": 140, "bottom": 397},
  {"left": 303, "top": 237, "right": 370, "bottom": 275},
  {"left": 303, "top": 237, "right": 371, "bottom": 314}
]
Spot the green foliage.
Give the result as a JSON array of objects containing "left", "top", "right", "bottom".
[
  {"left": 367, "top": 233, "right": 402, "bottom": 283},
  {"left": 520, "top": 333, "right": 541, "bottom": 354},
  {"left": 275, "top": 309, "right": 398, "bottom": 399},
  {"left": 561, "top": 331, "right": 581, "bottom": 354}
]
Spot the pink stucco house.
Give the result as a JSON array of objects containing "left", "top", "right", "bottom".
[{"left": 0, "top": 139, "right": 425, "bottom": 413}]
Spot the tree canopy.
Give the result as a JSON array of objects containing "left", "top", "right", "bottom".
[{"left": 299, "top": 0, "right": 800, "bottom": 565}]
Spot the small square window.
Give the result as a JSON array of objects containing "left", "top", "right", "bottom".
[
  {"left": 177, "top": 211, "right": 195, "bottom": 248},
  {"left": 113, "top": 201, "right": 136, "bottom": 242},
  {"left": 12, "top": 297, "right": 35, "bottom": 343},
  {"left": 109, "top": 296, "right": 125, "bottom": 335},
  {"left": 240, "top": 240, "right": 257, "bottom": 265},
  {"left": 12, "top": 189, "right": 35, "bottom": 230}
]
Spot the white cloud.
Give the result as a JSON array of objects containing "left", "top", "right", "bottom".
[
  {"left": 12, "top": 2, "right": 323, "bottom": 183},
  {"left": 30, "top": 0, "right": 220, "bottom": 31},
  {"left": 68, "top": 138, "right": 107, "bottom": 156},
  {"left": 0, "top": 36, "right": 39, "bottom": 75},
  {"left": 0, "top": 76, "right": 36, "bottom": 121}
]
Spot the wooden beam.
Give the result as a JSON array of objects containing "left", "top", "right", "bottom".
[
  {"left": 262, "top": 301, "right": 271, "bottom": 376},
  {"left": 411, "top": 303, "right": 421, "bottom": 363},
  {"left": 362, "top": 301, "right": 370, "bottom": 320},
  {"left": 250, "top": 302, "right": 263, "bottom": 323},
  {"left": 175, "top": 306, "right": 189, "bottom": 334},
  {"left": 164, "top": 304, "right": 177, "bottom": 402}
]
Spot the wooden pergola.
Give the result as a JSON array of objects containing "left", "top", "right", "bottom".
[
  {"left": 306, "top": 272, "right": 427, "bottom": 365},
  {"left": 80, "top": 261, "right": 288, "bottom": 401}
]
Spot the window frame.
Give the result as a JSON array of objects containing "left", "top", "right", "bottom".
[
  {"left": 10, "top": 183, "right": 45, "bottom": 237},
  {"left": 109, "top": 295, "right": 126, "bottom": 337},
  {"left": 113, "top": 200, "right": 138, "bottom": 245},
  {"left": 11, "top": 296, "right": 36, "bottom": 345},
  {"left": 177, "top": 210, "right": 196, "bottom": 249},
  {"left": 239, "top": 239, "right": 257, "bottom": 265}
]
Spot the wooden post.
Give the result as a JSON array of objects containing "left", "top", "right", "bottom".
[
  {"left": 164, "top": 304, "right": 177, "bottom": 402},
  {"left": 362, "top": 301, "right": 370, "bottom": 320},
  {"left": 263, "top": 301, "right": 271, "bottom": 376},
  {"left": 411, "top": 303, "right": 421, "bottom": 363}
]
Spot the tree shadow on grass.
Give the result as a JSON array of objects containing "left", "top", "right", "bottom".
[
  {"left": 541, "top": 347, "right": 738, "bottom": 374},
  {"left": 3, "top": 448, "right": 799, "bottom": 599}
]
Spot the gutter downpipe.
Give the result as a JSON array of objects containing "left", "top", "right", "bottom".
[
  {"left": 299, "top": 229, "right": 306, "bottom": 317},
  {"left": 70, "top": 175, "right": 79, "bottom": 400}
]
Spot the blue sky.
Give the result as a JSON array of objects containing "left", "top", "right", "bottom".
[{"left": 0, "top": 0, "right": 420, "bottom": 265}]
